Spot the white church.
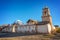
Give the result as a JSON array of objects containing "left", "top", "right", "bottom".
[{"left": 1, "top": 7, "right": 55, "bottom": 34}]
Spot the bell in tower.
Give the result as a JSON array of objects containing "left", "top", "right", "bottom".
[{"left": 43, "top": 7, "right": 50, "bottom": 16}]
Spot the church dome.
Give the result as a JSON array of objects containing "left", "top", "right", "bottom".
[{"left": 14, "top": 20, "right": 23, "bottom": 25}]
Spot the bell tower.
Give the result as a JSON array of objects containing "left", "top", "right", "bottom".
[
  {"left": 42, "top": 7, "right": 52, "bottom": 25},
  {"left": 41, "top": 7, "right": 54, "bottom": 33}
]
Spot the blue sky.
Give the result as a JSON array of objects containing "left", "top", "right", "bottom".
[{"left": 0, "top": 0, "right": 60, "bottom": 26}]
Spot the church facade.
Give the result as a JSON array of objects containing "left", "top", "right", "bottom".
[{"left": 1, "top": 7, "right": 55, "bottom": 34}]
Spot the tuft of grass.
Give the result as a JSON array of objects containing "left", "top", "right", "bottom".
[
  {"left": 56, "top": 28, "right": 60, "bottom": 33},
  {"left": 42, "top": 34, "right": 55, "bottom": 38}
]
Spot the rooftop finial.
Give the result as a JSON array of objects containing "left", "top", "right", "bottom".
[{"left": 43, "top": 6, "right": 49, "bottom": 10}]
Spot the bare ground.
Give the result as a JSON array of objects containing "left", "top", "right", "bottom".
[{"left": 0, "top": 33, "right": 60, "bottom": 40}]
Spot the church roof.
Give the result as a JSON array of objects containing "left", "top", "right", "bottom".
[
  {"left": 27, "top": 19, "right": 38, "bottom": 23},
  {"left": 36, "top": 21, "right": 50, "bottom": 25},
  {"left": 27, "top": 19, "right": 50, "bottom": 25}
]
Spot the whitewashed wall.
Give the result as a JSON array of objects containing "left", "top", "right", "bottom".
[
  {"left": 17, "top": 25, "right": 36, "bottom": 33},
  {"left": 3, "top": 23, "right": 52, "bottom": 34},
  {"left": 47, "top": 24, "right": 51, "bottom": 33},
  {"left": 2, "top": 26, "right": 12, "bottom": 32},
  {"left": 2, "top": 28, "right": 7, "bottom": 32},
  {"left": 37, "top": 24, "right": 51, "bottom": 34}
]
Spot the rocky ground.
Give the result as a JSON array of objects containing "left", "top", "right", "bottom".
[{"left": 0, "top": 33, "right": 60, "bottom": 40}]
